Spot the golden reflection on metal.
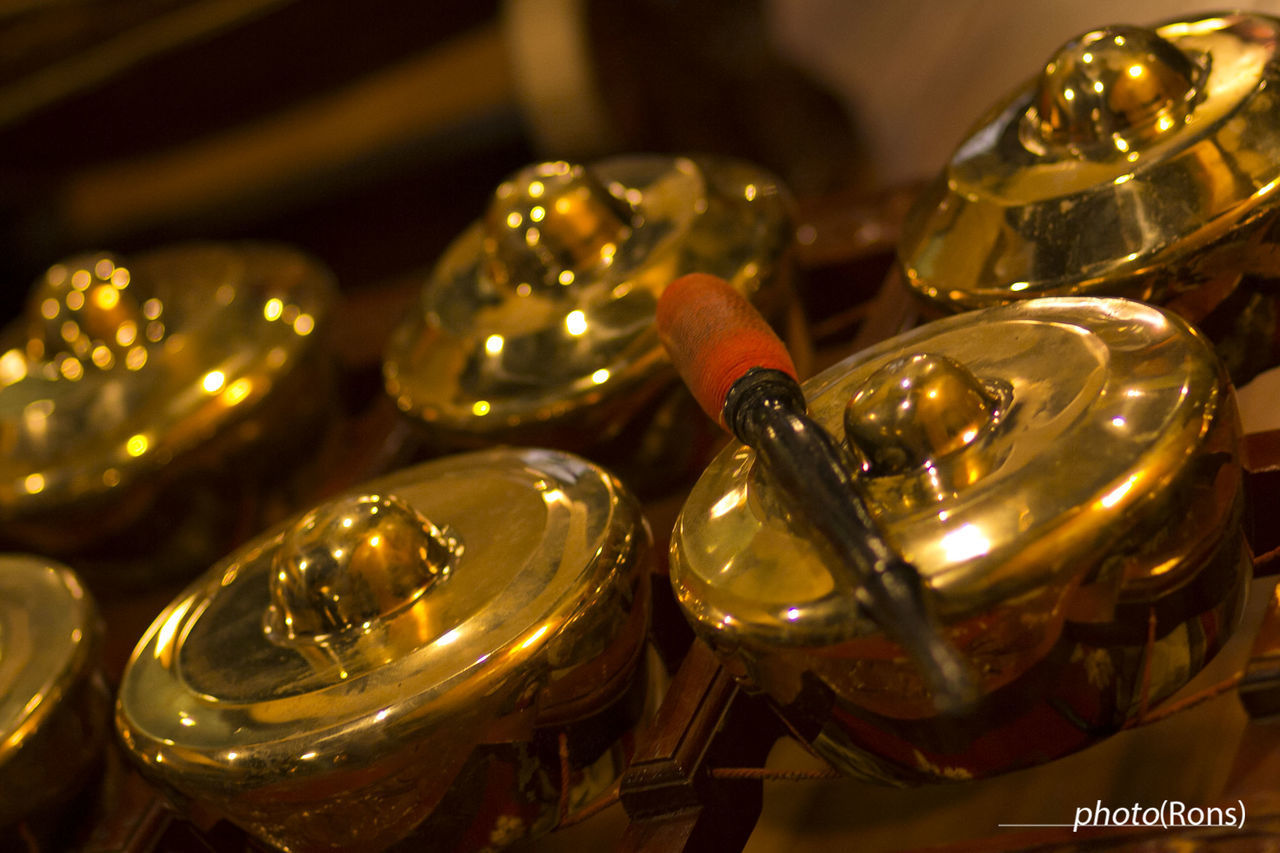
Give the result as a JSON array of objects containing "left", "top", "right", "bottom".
[
  {"left": 939, "top": 523, "right": 992, "bottom": 563},
  {"left": 671, "top": 298, "right": 1245, "bottom": 784},
  {"left": 843, "top": 352, "right": 1005, "bottom": 478},
  {"left": 25, "top": 253, "right": 165, "bottom": 377},
  {"left": 901, "top": 13, "right": 1280, "bottom": 318},
  {"left": 0, "top": 244, "right": 334, "bottom": 537},
  {"left": 222, "top": 378, "right": 253, "bottom": 406},
  {"left": 201, "top": 370, "right": 226, "bottom": 394},
  {"left": 384, "top": 154, "right": 792, "bottom": 448},
  {"left": 1031, "top": 26, "right": 1201, "bottom": 151},
  {"left": 149, "top": 598, "right": 193, "bottom": 668},
  {"left": 264, "top": 493, "right": 459, "bottom": 647},
  {"left": 0, "top": 557, "right": 106, "bottom": 828},
  {"left": 482, "top": 160, "right": 632, "bottom": 294},
  {"left": 0, "top": 350, "right": 25, "bottom": 386},
  {"left": 116, "top": 449, "right": 651, "bottom": 851}
]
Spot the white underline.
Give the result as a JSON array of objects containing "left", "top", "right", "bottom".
[{"left": 998, "top": 823, "right": 1197, "bottom": 829}]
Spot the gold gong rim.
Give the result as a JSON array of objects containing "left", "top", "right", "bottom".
[{"left": 899, "top": 12, "right": 1280, "bottom": 309}]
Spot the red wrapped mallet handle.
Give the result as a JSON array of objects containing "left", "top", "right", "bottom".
[{"left": 657, "top": 273, "right": 797, "bottom": 429}]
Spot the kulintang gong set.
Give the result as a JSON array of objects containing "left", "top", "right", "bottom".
[{"left": 3, "top": 9, "right": 1280, "bottom": 852}]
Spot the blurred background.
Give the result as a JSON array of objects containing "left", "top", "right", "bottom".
[{"left": 8, "top": 0, "right": 1280, "bottom": 320}]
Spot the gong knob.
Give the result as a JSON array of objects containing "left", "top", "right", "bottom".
[
  {"left": 25, "top": 253, "right": 166, "bottom": 377},
  {"left": 1032, "top": 25, "right": 1203, "bottom": 153},
  {"left": 844, "top": 352, "right": 1001, "bottom": 477},
  {"left": 265, "top": 493, "right": 461, "bottom": 643},
  {"left": 482, "top": 160, "right": 635, "bottom": 294}
]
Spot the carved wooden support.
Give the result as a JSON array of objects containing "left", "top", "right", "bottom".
[
  {"left": 1246, "top": 428, "right": 1280, "bottom": 560},
  {"left": 618, "top": 643, "right": 783, "bottom": 852}
]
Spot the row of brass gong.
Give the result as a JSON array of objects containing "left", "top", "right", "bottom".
[{"left": 4, "top": 11, "right": 1280, "bottom": 852}]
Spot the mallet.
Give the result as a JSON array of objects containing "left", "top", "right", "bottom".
[{"left": 657, "top": 272, "right": 977, "bottom": 714}]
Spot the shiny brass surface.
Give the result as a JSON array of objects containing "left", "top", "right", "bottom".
[
  {"left": 116, "top": 447, "right": 651, "bottom": 851},
  {"left": 383, "top": 154, "right": 793, "bottom": 448},
  {"left": 0, "top": 556, "right": 108, "bottom": 828},
  {"left": 0, "top": 243, "right": 336, "bottom": 577},
  {"left": 843, "top": 352, "right": 1008, "bottom": 479},
  {"left": 265, "top": 493, "right": 460, "bottom": 644},
  {"left": 900, "top": 13, "right": 1280, "bottom": 312},
  {"left": 672, "top": 297, "right": 1246, "bottom": 783},
  {"left": 1033, "top": 25, "right": 1202, "bottom": 151}
]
